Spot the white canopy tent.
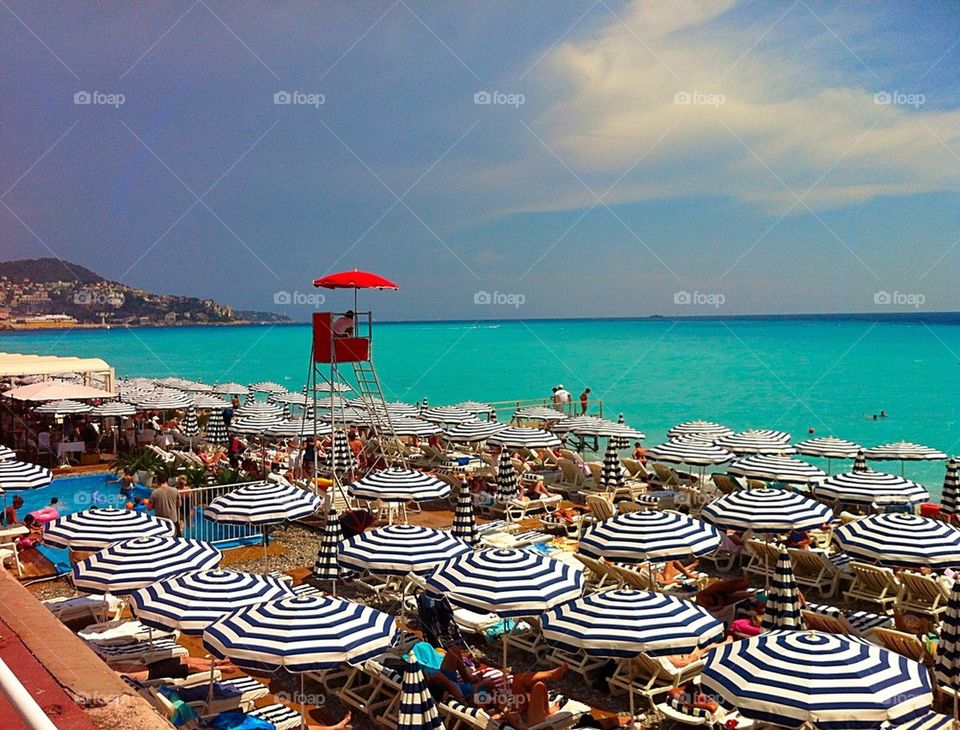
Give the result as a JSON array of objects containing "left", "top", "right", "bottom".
[{"left": 0, "top": 353, "right": 114, "bottom": 391}]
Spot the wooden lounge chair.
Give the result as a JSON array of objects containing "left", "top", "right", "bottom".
[
  {"left": 622, "top": 457, "right": 649, "bottom": 480},
  {"left": 547, "top": 458, "right": 585, "bottom": 498},
  {"left": 844, "top": 562, "right": 901, "bottom": 613},
  {"left": 505, "top": 494, "right": 562, "bottom": 522},
  {"left": 801, "top": 610, "right": 851, "bottom": 634},
  {"left": 607, "top": 653, "right": 704, "bottom": 715},
  {"left": 788, "top": 548, "right": 851, "bottom": 598},
  {"left": 510, "top": 616, "right": 548, "bottom": 659},
  {"left": 542, "top": 644, "right": 607, "bottom": 682},
  {"left": 742, "top": 539, "right": 780, "bottom": 582},
  {"left": 711, "top": 474, "right": 741, "bottom": 495},
  {"left": 872, "top": 627, "right": 933, "bottom": 666},
  {"left": 585, "top": 494, "right": 615, "bottom": 523},
  {"left": 651, "top": 463, "right": 683, "bottom": 488},
  {"left": 897, "top": 572, "right": 951, "bottom": 622},
  {"left": 574, "top": 554, "right": 612, "bottom": 592}
]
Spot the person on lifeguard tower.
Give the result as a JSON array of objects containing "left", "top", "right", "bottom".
[{"left": 333, "top": 310, "right": 355, "bottom": 337}]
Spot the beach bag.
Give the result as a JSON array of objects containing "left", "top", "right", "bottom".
[{"left": 340, "top": 508, "right": 374, "bottom": 539}]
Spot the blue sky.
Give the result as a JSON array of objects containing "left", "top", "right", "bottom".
[{"left": 2, "top": 1, "right": 959, "bottom": 320}]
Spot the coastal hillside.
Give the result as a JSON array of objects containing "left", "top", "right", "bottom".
[{"left": 0, "top": 257, "right": 289, "bottom": 328}]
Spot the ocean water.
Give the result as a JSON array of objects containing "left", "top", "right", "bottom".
[{"left": 3, "top": 317, "right": 959, "bottom": 491}]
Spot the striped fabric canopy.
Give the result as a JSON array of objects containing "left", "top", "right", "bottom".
[
  {"left": 251, "top": 381, "right": 287, "bottom": 394},
  {"left": 204, "top": 408, "right": 229, "bottom": 445},
  {"left": 72, "top": 536, "right": 222, "bottom": 595},
  {"left": 425, "top": 548, "right": 584, "bottom": 618},
  {"left": 942, "top": 459, "right": 959, "bottom": 517},
  {"left": 646, "top": 438, "right": 733, "bottom": 466},
  {"left": 230, "top": 413, "right": 287, "bottom": 434},
  {"left": 398, "top": 654, "right": 444, "bottom": 730},
  {"left": 701, "top": 488, "right": 832, "bottom": 533},
  {"left": 212, "top": 382, "right": 248, "bottom": 395},
  {"left": 761, "top": 546, "right": 801, "bottom": 630},
  {"left": 601, "top": 439, "right": 625, "bottom": 490},
  {"left": 130, "top": 569, "right": 295, "bottom": 634},
  {"left": 313, "top": 506, "right": 342, "bottom": 582},
  {"left": 667, "top": 421, "right": 733, "bottom": 439},
  {"left": 495, "top": 449, "right": 518, "bottom": 503},
  {"left": 43, "top": 507, "right": 177, "bottom": 550},
  {"left": 453, "top": 400, "right": 495, "bottom": 416},
  {"left": 180, "top": 405, "right": 200, "bottom": 439},
  {"left": 934, "top": 581, "right": 960, "bottom": 700},
  {"left": 349, "top": 469, "right": 450, "bottom": 503},
  {"left": 727, "top": 455, "right": 826, "bottom": 484},
  {"left": 0, "top": 460, "right": 53, "bottom": 490},
  {"left": 443, "top": 420, "right": 507, "bottom": 443},
  {"left": 313, "top": 380, "right": 354, "bottom": 393},
  {"left": 266, "top": 418, "right": 331, "bottom": 438},
  {"left": 487, "top": 427, "right": 562, "bottom": 449},
  {"left": 452, "top": 485, "right": 477, "bottom": 545},
  {"left": 90, "top": 401, "right": 137, "bottom": 417},
  {"left": 714, "top": 429, "right": 795, "bottom": 455},
  {"left": 513, "top": 406, "right": 566, "bottom": 422},
  {"left": 576, "top": 418, "right": 645, "bottom": 441},
  {"left": 135, "top": 390, "right": 192, "bottom": 410},
  {"left": 203, "top": 594, "right": 397, "bottom": 672},
  {"left": 34, "top": 399, "right": 93, "bottom": 415},
  {"left": 853, "top": 449, "right": 869, "bottom": 472},
  {"left": 540, "top": 589, "right": 724, "bottom": 658},
  {"left": 271, "top": 391, "right": 310, "bottom": 406},
  {"left": 234, "top": 401, "right": 284, "bottom": 418},
  {"left": 0, "top": 445, "right": 14, "bottom": 460},
  {"left": 325, "top": 430, "right": 354, "bottom": 471},
  {"left": 205, "top": 481, "right": 323, "bottom": 525},
  {"left": 420, "top": 406, "right": 475, "bottom": 424},
  {"left": 702, "top": 630, "right": 932, "bottom": 729},
  {"left": 814, "top": 471, "right": 929, "bottom": 506},
  {"left": 340, "top": 525, "right": 471, "bottom": 576},
  {"left": 883, "top": 711, "right": 956, "bottom": 730},
  {"left": 833, "top": 513, "right": 960, "bottom": 569},
  {"left": 389, "top": 417, "right": 443, "bottom": 437},
  {"left": 795, "top": 436, "right": 862, "bottom": 459},
  {"left": 579, "top": 511, "right": 721, "bottom": 563},
  {"left": 865, "top": 441, "right": 947, "bottom": 461}
]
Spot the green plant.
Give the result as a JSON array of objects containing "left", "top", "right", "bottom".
[
  {"left": 110, "top": 449, "right": 163, "bottom": 475},
  {"left": 214, "top": 468, "right": 244, "bottom": 486},
  {"left": 181, "top": 465, "right": 210, "bottom": 489}
]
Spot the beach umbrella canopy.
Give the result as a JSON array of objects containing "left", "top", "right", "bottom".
[
  {"left": 130, "top": 569, "right": 295, "bottom": 634},
  {"left": 398, "top": 654, "right": 444, "bottom": 730},
  {"left": 942, "top": 458, "right": 959, "bottom": 517},
  {"left": 425, "top": 548, "right": 584, "bottom": 618},
  {"left": 250, "top": 381, "right": 287, "bottom": 395},
  {"left": 714, "top": 429, "right": 795, "bottom": 455},
  {"left": 389, "top": 417, "right": 443, "bottom": 437},
  {"left": 313, "top": 506, "right": 342, "bottom": 582},
  {"left": 451, "top": 485, "right": 477, "bottom": 545},
  {"left": 205, "top": 481, "right": 323, "bottom": 525},
  {"left": 0, "top": 460, "right": 53, "bottom": 490},
  {"left": 43, "top": 507, "right": 177, "bottom": 550},
  {"left": 180, "top": 405, "right": 200, "bottom": 439},
  {"left": 234, "top": 401, "right": 284, "bottom": 418},
  {"left": 495, "top": 449, "right": 518, "bottom": 503},
  {"left": 579, "top": 510, "right": 721, "bottom": 563},
  {"left": 230, "top": 413, "right": 286, "bottom": 434},
  {"left": 453, "top": 400, "right": 495, "bottom": 416},
  {"left": 761, "top": 546, "right": 801, "bottom": 630},
  {"left": 513, "top": 406, "right": 566, "bottom": 422},
  {"left": 833, "top": 513, "right": 960, "bottom": 569},
  {"left": 4, "top": 382, "right": 116, "bottom": 401},
  {"left": 727, "top": 454, "right": 826, "bottom": 485},
  {"left": 701, "top": 630, "right": 932, "bottom": 729},
  {"left": 266, "top": 418, "right": 331, "bottom": 438},
  {"left": 212, "top": 382, "right": 248, "bottom": 395},
  {"left": 340, "top": 525, "right": 471, "bottom": 576},
  {"left": 701, "top": 488, "right": 832, "bottom": 534},
  {"left": 795, "top": 436, "right": 862, "bottom": 459},
  {"left": 600, "top": 438, "right": 625, "bottom": 490},
  {"left": 934, "top": 581, "right": 960, "bottom": 703},
  {"left": 646, "top": 438, "right": 734, "bottom": 466},
  {"left": 549, "top": 415, "right": 609, "bottom": 434},
  {"left": 420, "top": 406, "right": 475, "bottom": 424},
  {"left": 444, "top": 420, "right": 508, "bottom": 443},
  {"left": 349, "top": 469, "right": 450, "bottom": 503},
  {"left": 815, "top": 471, "right": 929, "bottom": 506},
  {"left": 204, "top": 408, "right": 229, "bottom": 445},
  {"left": 487, "top": 427, "right": 562, "bottom": 449},
  {"left": 312, "top": 381, "right": 354, "bottom": 393},
  {"left": 667, "top": 420, "right": 733, "bottom": 440},
  {"left": 865, "top": 441, "right": 947, "bottom": 462},
  {"left": 135, "top": 390, "right": 192, "bottom": 410},
  {"left": 540, "top": 589, "right": 724, "bottom": 658},
  {"left": 90, "top": 401, "right": 137, "bottom": 417},
  {"left": 0, "top": 446, "right": 14, "bottom": 460},
  {"left": 34, "top": 399, "right": 93, "bottom": 416},
  {"left": 72, "top": 536, "right": 221, "bottom": 595},
  {"left": 314, "top": 270, "right": 399, "bottom": 290},
  {"left": 203, "top": 594, "right": 398, "bottom": 672},
  {"left": 271, "top": 391, "right": 310, "bottom": 407}
]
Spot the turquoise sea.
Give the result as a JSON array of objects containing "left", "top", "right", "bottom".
[{"left": 3, "top": 317, "right": 959, "bottom": 492}]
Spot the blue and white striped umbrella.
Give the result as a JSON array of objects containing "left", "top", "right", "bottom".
[
  {"left": 512, "top": 406, "right": 566, "bottom": 422},
  {"left": 934, "top": 581, "right": 960, "bottom": 701},
  {"left": 180, "top": 405, "right": 200, "bottom": 439},
  {"left": 0, "top": 445, "right": 14, "bottom": 460},
  {"left": 714, "top": 429, "right": 795, "bottom": 455},
  {"left": 398, "top": 654, "right": 444, "bottom": 730},
  {"left": 453, "top": 401, "right": 495, "bottom": 417},
  {"left": 192, "top": 393, "right": 228, "bottom": 410},
  {"left": 865, "top": 441, "right": 947, "bottom": 462},
  {"left": 212, "top": 382, "right": 248, "bottom": 395},
  {"left": 540, "top": 589, "right": 724, "bottom": 658},
  {"left": 487, "top": 427, "right": 562, "bottom": 449},
  {"left": 495, "top": 449, "right": 518, "bottom": 503},
  {"left": 667, "top": 421, "right": 733, "bottom": 440},
  {"left": 73, "top": 536, "right": 222, "bottom": 595},
  {"left": 251, "top": 381, "right": 287, "bottom": 395},
  {"left": 389, "top": 417, "right": 443, "bottom": 437},
  {"left": 43, "top": 507, "right": 177, "bottom": 550},
  {"left": 883, "top": 711, "right": 956, "bottom": 730},
  {"left": 136, "top": 390, "right": 192, "bottom": 410},
  {"left": 444, "top": 420, "right": 507, "bottom": 443},
  {"left": 325, "top": 430, "right": 354, "bottom": 471},
  {"left": 420, "top": 406, "right": 475, "bottom": 424},
  {"left": 340, "top": 525, "right": 471, "bottom": 576},
  {"left": 425, "top": 548, "right": 584, "bottom": 618},
  {"left": 205, "top": 482, "right": 324, "bottom": 525},
  {"left": 601, "top": 438, "right": 625, "bottom": 490},
  {"left": 34, "top": 399, "right": 93, "bottom": 416},
  {"left": 814, "top": 470, "right": 929, "bottom": 506},
  {"left": 853, "top": 449, "right": 869, "bottom": 472},
  {"left": 701, "top": 488, "right": 832, "bottom": 533},
  {"left": 90, "top": 401, "right": 137, "bottom": 418},
  {"left": 230, "top": 413, "right": 287, "bottom": 434},
  {"left": 833, "top": 513, "right": 960, "bottom": 569},
  {"left": 233, "top": 399, "right": 283, "bottom": 418},
  {"left": 702, "top": 630, "right": 932, "bottom": 729},
  {"left": 761, "top": 546, "right": 801, "bottom": 630},
  {"left": 728, "top": 455, "right": 826, "bottom": 485},
  {"left": 204, "top": 408, "right": 229, "bottom": 445},
  {"left": 266, "top": 418, "right": 332, "bottom": 438},
  {"left": 313, "top": 506, "right": 342, "bottom": 582},
  {"left": 795, "top": 436, "right": 862, "bottom": 459},
  {"left": 349, "top": 469, "right": 450, "bottom": 504},
  {"left": 202, "top": 594, "right": 397, "bottom": 672},
  {"left": 0, "top": 460, "right": 53, "bottom": 490},
  {"left": 941, "top": 458, "right": 959, "bottom": 517},
  {"left": 452, "top": 485, "right": 477, "bottom": 545},
  {"left": 646, "top": 438, "right": 734, "bottom": 466},
  {"left": 130, "top": 569, "right": 295, "bottom": 634},
  {"left": 579, "top": 510, "right": 721, "bottom": 563}
]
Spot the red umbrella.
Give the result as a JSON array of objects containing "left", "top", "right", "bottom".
[{"left": 313, "top": 270, "right": 398, "bottom": 312}]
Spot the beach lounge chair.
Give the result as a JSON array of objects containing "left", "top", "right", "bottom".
[
  {"left": 654, "top": 694, "right": 755, "bottom": 729},
  {"left": 585, "top": 494, "right": 615, "bottom": 523},
  {"left": 803, "top": 602, "right": 893, "bottom": 636},
  {"left": 872, "top": 627, "right": 933, "bottom": 666},
  {"left": 336, "top": 661, "right": 394, "bottom": 715},
  {"left": 542, "top": 644, "right": 607, "bottom": 682},
  {"left": 94, "top": 637, "right": 188, "bottom": 665},
  {"left": 505, "top": 494, "right": 562, "bottom": 522},
  {"left": 711, "top": 474, "right": 741, "bottom": 495},
  {"left": 247, "top": 703, "right": 303, "bottom": 730},
  {"left": 509, "top": 616, "right": 548, "bottom": 659},
  {"left": 607, "top": 653, "right": 704, "bottom": 715},
  {"left": 43, "top": 593, "right": 123, "bottom": 624},
  {"left": 440, "top": 696, "right": 590, "bottom": 730},
  {"left": 788, "top": 548, "right": 852, "bottom": 598},
  {"left": 651, "top": 463, "right": 683, "bottom": 488},
  {"left": 742, "top": 540, "right": 780, "bottom": 582},
  {"left": 844, "top": 562, "right": 901, "bottom": 613},
  {"left": 0, "top": 540, "right": 22, "bottom": 577},
  {"left": 801, "top": 610, "right": 851, "bottom": 634},
  {"left": 622, "top": 457, "right": 649, "bottom": 480},
  {"left": 549, "top": 458, "right": 585, "bottom": 497},
  {"left": 897, "top": 572, "right": 951, "bottom": 622},
  {"left": 574, "top": 554, "right": 611, "bottom": 592},
  {"left": 79, "top": 619, "right": 178, "bottom": 646},
  {"left": 181, "top": 675, "right": 269, "bottom": 715}
]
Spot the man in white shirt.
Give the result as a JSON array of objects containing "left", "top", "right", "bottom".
[{"left": 555, "top": 384, "right": 572, "bottom": 414}]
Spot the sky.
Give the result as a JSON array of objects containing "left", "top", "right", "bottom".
[{"left": 1, "top": 0, "right": 959, "bottom": 321}]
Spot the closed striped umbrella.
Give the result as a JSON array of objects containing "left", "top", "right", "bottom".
[
  {"left": 942, "top": 458, "right": 959, "bottom": 517},
  {"left": 934, "top": 581, "right": 960, "bottom": 706},
  {"left": 540, "top": 589, "right": 724, "bottom": 658},
  {"left": 814, "top": 471, "right": 929, "bottom": 506},
  {"left": 202, "top": 594, "right": 398, "bottom": 672},
  {"left": 667, "top": 421, "right": 733, "bottom": 439},
  {"left": 601, "top": 438, "right": 625, "bottom": 490},
  {"left": 715, "top": 429, "right": 795, "bottom": 455},
  {"left": 0, "top": 460, "right": 53, "bottom": 490},
  {"left": 444, "top": 420, "right": 507, "bottom": 443},
  {"left": 0, "top": 446, "right": 14, "bottom": 461},
  {"left": 513, "top": 406, "right": 566, "bottom": 422},
  {"left": 72, "top": 536, "right": 221, "bottom": 595},
  {"left": 90, "top": 401, "right": 137, "bottom": 418},
  {"left": 702, "top": 630, "right": 932, "bottom": 729},
  {"left": 205, "top": 481, "right": 323, "bottom": 525},
  {"left": 349, "top": 469, "right": 450, "bottom": 503},
  {"left": 212, "top": 382, "right": 247, "bottom": 395},
  {"left": 340, "top": 525, "right": 471, "bottom": 576},
  {"left": 762, "top": 546, "right": 801, "bottom": 630},
  {"left": 325, "top": 430, "right": 354, "bottom": 471},
  {"left": 853, "top": 449, "right": 869, "bottom": 472},
  {"left": 313, "top": 506, "right": 342, "bottom": 583},
  {"left": 487, "top": 427, "right": 562, "bottom": 449},
  {"left": 244, "top": 388, "right": 256, "bottom": 405},
  {"left": 796, "top": 436, "right": 862, "bottom": 459},
  {"left": 180, "top": 405, "right": 200, "bottom": 439},
  {"left": 646, "top": 438, "right": 734, "bottom": 466},
  {"left": 420, "top": 406, "right": 475, "bottom": 424},
  {"left": 34, "top": 399, "right": 93, "bottom": 416},
  {"left": 495, "top": 449, "right": 518, "bottom": 503},
  {"left": 398, "top": 654, "right": 444, "bottom": 730},
  {"left": 833, "top": 513, "right": 960, "bottom": 569},
  {"left": 727, "top": 455, "right": 826, "bottom": 485},
  {"left": 389, "top": 417, "right": 442, "bottom": 437},
  {"left": 579, "top": 510, "right": 721, "bottom": 563},
  {"left": 230, "top": 413, "right": 286, "bottom": 434},
  {"left": 204, "top": 408, "right": 229, "bottom": 445},
  {"left": 43, "top": 507, "right": 177, "bottom": 550},
  {"left": 452, "top": 484, "right": 477, "bottom": 545},
  {"left": 701, "top": 489, "right": 832, "bottom": 533},
  {"left": 130, "top": 570, "right": 295, "bottom": 634}
]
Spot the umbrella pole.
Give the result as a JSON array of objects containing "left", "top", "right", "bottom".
[
  {"left": 205, "top": 655, "right": 216, "bottom": 713},
  {"left": 263, "top": 526, "right": 268, "bottom": 558},
  {"left": 300, "top": 672, "right": 306, "bottom": 730}
]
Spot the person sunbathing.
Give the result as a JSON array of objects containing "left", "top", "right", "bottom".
[
  {"left": 659, "top": 559, "right": 701, "bottom": 582},
  {"left": 696, "top": 577, "right": 752, "bottom": 612},
  {"left": 415, "top": 643, "right": 501, "bottom": 701},
  {"left": 522, "top": 481, "right": 555, "bottom": 501},
  {"left": 113, "top": 655, "right": 237, "bottom": 681},
  {"left": 486, "top": 662, "right": 571, "bottom": 728},
  {"left": 667, "top": 684, "right": 720, "bottom": 714},
  {"left": 16, "top": 514, "right": 44, "bottom": 549}
]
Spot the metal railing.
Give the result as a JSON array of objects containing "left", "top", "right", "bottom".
[
  {"left": 177, "top": 481, "right": 263, "bottom": 547},
  {"left": 482, "top": 396, "right": 605, "bottom": 420}
]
